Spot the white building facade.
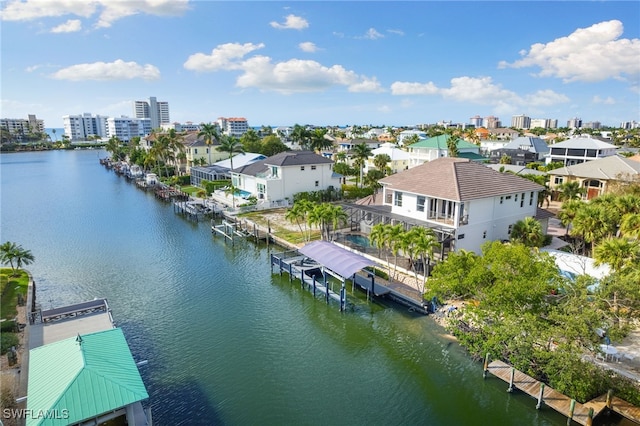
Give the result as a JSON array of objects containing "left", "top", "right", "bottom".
[
  {"left": 62, "top": 113, "right": 108, "bottom": 141},
  {"left": 134, "top": 96, "right": 170, "bottom": 129},
  {"left": 216, "top": 117, "right": 249, "bottom": 137}
]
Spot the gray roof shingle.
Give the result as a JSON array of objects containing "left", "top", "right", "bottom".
[{"left": 379, "top": 157, "right": 543, "bottom": 201}]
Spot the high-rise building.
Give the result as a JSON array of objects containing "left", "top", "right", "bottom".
[
  {"left": 469, "top": 115, "right": 483, "bottom": 128},
  {"left": 530, "top": 118, "right": 558, "bottom": 129},
  {"left": 133, "top": 96, "right": 170, "bottom": 129},
  {"left": 484, "top": 116, "right": 501, "bottom": 129},
  {"left": 511, "top": 114, "right": 531, "bottom": 129},
  {"left": 567, "top": 117, "right": 582, "bottom": 129},
  {"left": 106, "top": 116, "right": 151, "bottom": 142},
  {"left": 62, "top": 113, "right": 108, "bottom": 140},
  {"left": 1, "top": 114, "right": 45, "bottom": 142},
  {"left": 216, "top": 117, "right": 248, "bottom": 137}
]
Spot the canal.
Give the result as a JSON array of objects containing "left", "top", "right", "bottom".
[{"left": 1, "top": 150, "right": 575, "bottom": 425}]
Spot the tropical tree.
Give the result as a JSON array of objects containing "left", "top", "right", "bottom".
[
  {"left": 384, "top": 223, "right": 405, "bottom": 281},
  {"left": 557, "top": 181, "right": 586, "bottom": 202},
  {"left": 198, "top": 123, "right": 219, "bottom": 165},
  {"left": 594, "top": 237, "right": 640, "bottom": 274},
  {"left": 352, "top": 142, "right": 373, "bottom": 188},
  {"left": 510, "top": 217, "right": 544, "bottom": 247},
  {"left": 0, "top": 242, "right": 34, "bottom": 276},
  {"left": 557, "top": 199, "right": 585, "bottom": 236},
  {"left": 224, "top": 184, "right": 238, "bottom": 209},
  {"left": 291, "top": 124, "right": 310, "bottom": 149},
  {"left": 373, "top": 153, "right": 391, "bottom": 176},
  {"left": 261, "top": 135, "right": 289, "bottom": 157},
  {"left": 620, "top": 213, "right": 640, "bottom": 239},
  {"left": 240, "top": 128, "right": 262, "bottom": 153},
  {"left": 309, "top": 128, "right": 332, "bottom": 152},
  {"left": 446, "top": 134, "right": 459, "bottom": 158},
  {"left": 104, "top": 136, "right": 123, "bottom": 161},
  {"left": 218, "top": 136, "right": 245, "bottom": 171},
  {"left": 306, "top": 203, "right": 347, "bottom": 241},
  {"left": 402, "top": 226, "right": 439, "bottom": 295},
  {"left": 285, "top": 200, "right": 314, "bottom": 241},
  {"left": 570, "top": 203, "right": 618, "bottom": 254}
]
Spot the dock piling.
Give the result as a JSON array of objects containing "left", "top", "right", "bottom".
[
  {"left": 483, "top": 353, "right": 490, "bottom": 379},
  {"left": 567, "top": 399, "right": 576, "bottom": 425},
  {"left": 536, "top": 383, "right": 545, "bottom": 409},
  {"left": 507, "top": 367, "right": 515, "bottom": 393}
]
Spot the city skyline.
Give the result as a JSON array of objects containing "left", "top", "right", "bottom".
[{"left": 1, "top": 1, "right": 639, "bottom": 128}]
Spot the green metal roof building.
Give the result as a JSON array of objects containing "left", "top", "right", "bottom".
[{"left": 26, "top": 328, "right": 149, "bottom": 426}]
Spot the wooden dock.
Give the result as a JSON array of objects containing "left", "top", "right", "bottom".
[
  {"left": 486, "top": 360, "right": 606, "bottom": 425},
  {"left": 486, "top": 359, "right": 640, "bottom": 425}
]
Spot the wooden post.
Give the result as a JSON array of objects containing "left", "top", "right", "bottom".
[
  {"left": 536, "top": 383, "right": 544, "bottom": 409},
  {"left": 606, "top": 389, "right": 613, "bottom": 409},
  {"left": 312, "top": 275, "right": 316, "bottom": 296},
  {"left": 483, "top": 353, "right": 490, "bottom": 379},
  {"left": 507, "top": 367, "right": 515, "bottom": 393},
  {"left": 288, "top": 263, "right": 292, "bottom": 282},
  {"left": 586, "top": 408, "right": 594, "bottom": 426},
  {"left": 567, "top": 399, "right": 576, "bottom": 425},
  {"left": 340, "top": 283, "right": 346, "bottom": 312},
  {"left": 300, "top": 269, "right": 304, "bottom": 287},
  {"left": 325, "top": 270, "right": 329, "bottom": 303}
]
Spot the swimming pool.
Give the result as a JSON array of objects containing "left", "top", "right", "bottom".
[
  {"left": 235, "top": 189, "right": 252, "bottom": 198},
  {"left": 345, "top": 234, "right": 371, "bottom": 248}
]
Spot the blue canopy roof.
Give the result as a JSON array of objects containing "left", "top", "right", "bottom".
[{"left": 299, "top": 241, "right": 375, "bottom": 278}]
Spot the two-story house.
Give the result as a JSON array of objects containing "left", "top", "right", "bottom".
[
  {"left": 231, "top": 151, "right": 341, "bottom": 204},
  {"left": 488, "top": 136, "right": 550, "bottom": 165},
  {"left": 364, "top": 142, "right": 410, "bottom": 174},
  {"left": 378, "top": 157, "right": 543, "bottom": 253},
  {"left": 407, "top": 135, "right": 482, "bottom": 168},
  {"left": 547, "top": 155, "right": 640, "bottom": 200},
  {"left": 546, "top": 135, "right": 618, "bottom": 165}
]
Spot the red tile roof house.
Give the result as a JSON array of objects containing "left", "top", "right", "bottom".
[{"left": 378, "top": 157, "right": 544, "bottom": 254}]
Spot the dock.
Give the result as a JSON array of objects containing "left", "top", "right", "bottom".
[
  {"left": 271, "top": 251, "right": 347, "bottom": 310},
  {"left": 485, "top": 358, "right": 640, "bottom": 425}
]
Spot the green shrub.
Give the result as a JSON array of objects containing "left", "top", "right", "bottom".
[{"left": 1, "top": 333, "right": 18, "bottom": 355}]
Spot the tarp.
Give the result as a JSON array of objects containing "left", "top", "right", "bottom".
[{"left": 299, "top": 240, "right": 375, "bottom": 278}]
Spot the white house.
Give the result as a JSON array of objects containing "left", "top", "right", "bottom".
[
  {"left": 546, "top": 135, "right": 618, "bottom": 165},
  {"left": 364, "top": 142, "right": 410, "bottom": 174},
  {"left": 378, "top": 157, "right": 543, "bottom": 254},
  {"left": 407, "top": 135, "right": 483, "bottom": 168},
  {"left": 397, "top": 130, "right": 427, "bottom": 146},
  {"left": 231, "top": 151, "right": 341, "bottom": 204}
]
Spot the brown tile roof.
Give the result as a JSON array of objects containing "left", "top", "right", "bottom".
[{"left": 379, "top": 157, "right": 543, "bottom": 201}]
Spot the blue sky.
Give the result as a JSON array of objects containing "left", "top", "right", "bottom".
[{"left": 1, "top": 1, "right": 639, "bottom": 129}]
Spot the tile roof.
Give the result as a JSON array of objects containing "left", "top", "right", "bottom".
[
  {"left": 27, "top": 328, "right": 148, "bottom": 426},
  {"left": 548, "top": 155, "right": 640, "bottom": 179},
  {"left": 379, "top": 157, "right": 543, "bottom": 201}
]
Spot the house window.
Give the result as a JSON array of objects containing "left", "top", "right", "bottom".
[
  {"left": 417, "top": 196, "right": 425, "bottom": 212},
  {"left": 300, "top": 166, "right": 305, "bottom": 171},
  {"left": 257, "top": 183, "right": 265, "bottom": 194},
  {"left": 515, "top": 194, "right": 518, "bottom": 202},
  {"left": 458, "top": 234, "right": 465, "bottom": 240},
  {"left": 311, "top": 165, "right": 316, "bottom": 170},
  {"left": 194, "top": 148, "right": 198, "bottom": 154},
  {"left": 508, "top": 224, "right": 513, "bottom": 235},
  {"left": 315, "top": 180, "right": 319, "bottom": 187},
  {"left": 554, "top": 176, "right": 563, "bottom": 185},
  {"left": 483, "top": 230, "right": 487, "bottom": 239},
  {"left": 394, "top": 192, "right": 403, "bottom": 207},
  {"left": 271, "top": 166, "right": 278, "bottom": 177},
  {"left": 530, "top": 191, "right": 534, "bottom": 206},
  {"left": 500, "top": 196, "right": 504, "bottom": 204}
]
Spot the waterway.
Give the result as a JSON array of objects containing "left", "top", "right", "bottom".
[{"left": 0, "top": 150, "right": 594, "bottom": 425}]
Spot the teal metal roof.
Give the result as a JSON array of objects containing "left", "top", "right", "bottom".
[
  {"left": 408, "top": 134, "right": 478, "bottom": 150},
  {"left": 27, "top": 328, "right": 148, "bottom": 426},
  {"left": 457, "top": 152, "right": 488, "bottom": 162}
]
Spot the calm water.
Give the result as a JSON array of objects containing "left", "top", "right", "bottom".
[{"left": 1, "top": 150, "right": 578, "bottom": 425}]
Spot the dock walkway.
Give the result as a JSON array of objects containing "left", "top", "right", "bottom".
[{"left": 486, "top": 359, "right": 640, "bottom": 425}]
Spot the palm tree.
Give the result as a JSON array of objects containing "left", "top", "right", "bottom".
[
  {"left": 218, "top": 136, "right": 245, "bottom": 171},
  {"left": 198, "top": 123, "right": 219, "bottom": 165},
  {"left": 402, "top": 226, "right": 438, "bottom": 295},
  {"left": 285, "top": 200, "right": 313, "bottom": 241},
  {"left": 352, "top": 142, "right": 373, "bottom": 188},
  {"left": 369, "top": 223, "right": 388, "bottom": 259},
  {"left": 105, "top": 136, "right": 122, "bottom": 161},
  {"left": 373, "top": 154, "right": 391, "bottom": 176},
  {"left": 558, "top": 199, "right": 585, "bottom": 236},
  {"left": 571, "top": 203, "right": 618, "bottom": 254},
  {"left": 291, "top": 124, "right": 310, "bottom": 149},
  {"left": 620, "top": 213, "right": 640, "bottom": 239},
  {"left": 557, "top": 181, "right": 586, "bottom": 201},
  {"left": 309, "top": 128, "right": 332, "bottom": 152},
  {"left": 224, "top": 184, "right": 238, "bottom": 209},
  {"left": 0, "top": 242, "right": 34, "bottom": 276},
  {"left": 446, "top": 134, "right": 459, "bottom": 158},
  {"left": 384, "top": 223, "right": 405, "bottom": 281},
  {"left": 325, "top": 204, "right": 347, "bottom": 241},
  {"left": 594, "top": 237, "right": 640, "bottom": 274},
  {"left": 51, "top": 128, "right": 57, "bottom": 142},
  {"left": 510, "top": 217, "right": 544, "bottom": 247}
]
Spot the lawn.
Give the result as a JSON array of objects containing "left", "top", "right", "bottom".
[
  {"left": 178, "top": 185, "right": 202, "bottom": 196},
  {"left": 0, "top": 268, "right": 29, "bottom": 321}
]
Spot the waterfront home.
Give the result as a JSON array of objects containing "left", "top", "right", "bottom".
[
  {"left": 230, "top": 150, "right": 341, "bottom": 206},
  {"left": 26, "top": 299, "right": 151, "bottom": 425},
  {"left": 378, "top": 157, "right": 543, "bottom": 254},
  {"left": 190, "top": 153, "right": 267, "bottom": 187},
  {"left": 547, "top": 155, "right": 640, "bottom": 200},
  {"left": 546, "top": 135, "right": 618, "bottom": 166},
  {"left": 407, "top": 135, "right": 482, "bottom": 168},
  {"left": 397, "top": 130, "right": 427, "bottom": 146}
]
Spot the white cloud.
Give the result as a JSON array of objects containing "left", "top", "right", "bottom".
[
  {"left": 390, "top": 81, "right": 438, "bottom": 95},
  {"left": 592, "top": 95, "right": 616, "bottom": 105},
  {"left": 184, "top": 42, "right": 265, "bottom": 72},
  {"left": 499, "top": 20, "right": 640, "bottom": 84},
  {"left": 387, "top": 29, "right": 404, "bottom": 36},
  {"left": 299, "top": 42, "right": 318, "bottom": 53},
  {"left": 51, "top": 59, "right": 160, "bottom": 81},
  {"left": 360, "top": 28, "right": 384, "bottom": 40},
  {"left": 51, "top": 19, "right": 81, "bottom": 33},
  {"left": 0, "top": 0, "right": 189, "bottom": 28},
  {"left": 391, "top": 76, "right": 569, "bottom": 111},
  {"left": 270, "top": 14, "right": 308, "bottom": 30},
  {"left": 185, "top": 42, "right": 380, "bottom": 94}
]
